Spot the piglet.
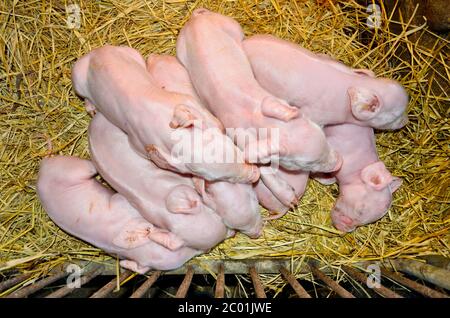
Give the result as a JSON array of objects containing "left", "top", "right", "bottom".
[
  {"left": 242, "top": 35, "right": 404, "bottom": 230},
  {"left": 176, "top": 9, "right": 342, "bottom": 173},
  {"left": 71, "top": 45, "right": 259, "bottom": 184},
  {"left": 255, "top": 125, "right": 402, "bottom": 229},
  {"left": 37, "top": 156, "right": 201, "bottom": 274},
  {"left": 242, "top": 35, "right": 409, "bottom": 129},
  {"left": 317, "top": 124, "right": 402, "bottom": 232},
  {"left": 89, "top": 113, "right": 231, "bottom": 249},
  {"left": 146, "top": 54, "right": 263, "bottom": 238}
]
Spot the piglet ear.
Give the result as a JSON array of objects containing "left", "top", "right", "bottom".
[
  {"left": 165, "top": 184, "right": 203, "bottom": 214},
  {"left": 261, "top": 96, "right": 299, "bottom": 122},
  {"left": 360, "top": 161, "right": 393, "bottom": 191},
  {"left": 389, "top": 177, "right": 402, "bottom": 193},
  {"left": 169, "top": 104, "right": 202, "bottom": 129},
  {"left": 348, "top": 87, "right": 381, "bottom": 121},
  {"left": 353, "top": 68, "right": 376, "bottom": 78}
]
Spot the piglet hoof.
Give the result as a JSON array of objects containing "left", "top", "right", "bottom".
[
  {"left": 169, "top": 104, "right": 201, "bottom": 129},
  {"left": 243, "top": 164, "right": 261, "bottom": 183},
  {"left": 261, "top": 96, "right": 299, "bottom": 122},
  {"left": 146, "top": 144, "right": 178, "bottom": 172}
]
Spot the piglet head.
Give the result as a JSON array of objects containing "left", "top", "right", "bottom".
[
  {"left": 190, "top": 8, "right": 244, "bottom": 41},
  {"left": 348, "top": 77, "right": 409, "bottom": 130},
  {"left": 276, "top": 118, "right": 343, "bottom": 173},
  {"left": 193, "top": 178, "right": 263, "bottom": 238},
  {"left": 331, "top": 161, "right": 402, "bottom": 232},
  {"left": 208, "top": 182, "right": 263, "bottom": 239},
  {"left": 38, "top": 156, "right": 98, "bottom": 191}
]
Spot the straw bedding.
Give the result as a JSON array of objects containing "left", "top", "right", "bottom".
[{"left": 0, "top": 0, "right": 448, "bottom": 294}]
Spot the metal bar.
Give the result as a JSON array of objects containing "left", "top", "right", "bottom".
[
  {"left": 391, "top": 259, "right": 450, "bottom": 291},
  {"left": 343, "top": 266, "right": 403, "bottom": 298},
  {"left": 420, "top": 255, "right": 450, "bottom": 271},
  {"left": 129, "top": 271, "right": 161, "bottom": 298},
  {"left": 73, "top": 258, "right": 293, "bottom": 275},
  {"left": 90, "top": 271, "right": 132, "bottom": 298},
  {"left": 214, "top": 264, "right": 225, "bottom": 298},
  {"left": 45, "top": 266, "right": 103, "bottom": 298},
  {"left": 71, "top": 257, "right": 450, "bottom": 276},
  {"left": 0, "top": 273, "right": 32, "bottom": 293},
  {"left": 6, "top": 270, "right": 67, "bottom": 298},
  {"left": 381, "top": 268, "right": 449, "bottom": 298},
  {"left": 249, "top": 266, "right": 266, "bottom": 298},
  {"left": 175, "top": 266, "right": 194, "bottom": 298},
  {"left": 279, "top": 266, "right": 311, "bottom": 298},
  {"left": 309, "top": 264, "right": 355, "bottom": 298}
]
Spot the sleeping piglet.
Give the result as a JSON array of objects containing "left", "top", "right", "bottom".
[
  {"left": 145, "top": 54, "right": 263, "bottom": 238},
  {"left": 89, "top": 113, "right": 231, "bottom": 249},
  {"left": 37, "top": 156, "right": 201, "bottom": 274},
  {"left": 242, "top": 35, "right": 404, "bottom": 230},
  {"left": 71, "top": 45, "right": 259, "bottom": 184},
  {"left": 316, "top": 124, "right": 402, "bottom": 232},
  {"left": 255, "top": 125, "right": 402, "bottom": 229},
  {"left": 246, "top": 58, "right": 403, "bottom": 228},
  {"left": 176, "top": 9, "right": 342, "bottom": 173},
  {"left": 243, "top": 35, "right": 409, "bottom": 130}
]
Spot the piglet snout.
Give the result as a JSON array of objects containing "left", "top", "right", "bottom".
[
  {"left": 243, "top": 221, "right": 264, "bottom": 239},
  {"left": 331, "top": 210, "right": 356, "bottom": 233},
  {"left": 391, "top": 114, "right": 409, "bottom": 130},
  {"left": 378, "top": 113, "right": 408, "bottom": 130},
  {"left": 327, "top": 150, "right": 343, "bottom": 172}
]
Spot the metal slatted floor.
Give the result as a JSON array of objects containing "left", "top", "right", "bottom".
[{"left": 1, "top": 258, "right": 449, "bottom": 298}]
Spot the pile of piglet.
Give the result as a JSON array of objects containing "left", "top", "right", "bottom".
[{"left": 37, "top": 9, "right": 408, "bottom": 274}]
